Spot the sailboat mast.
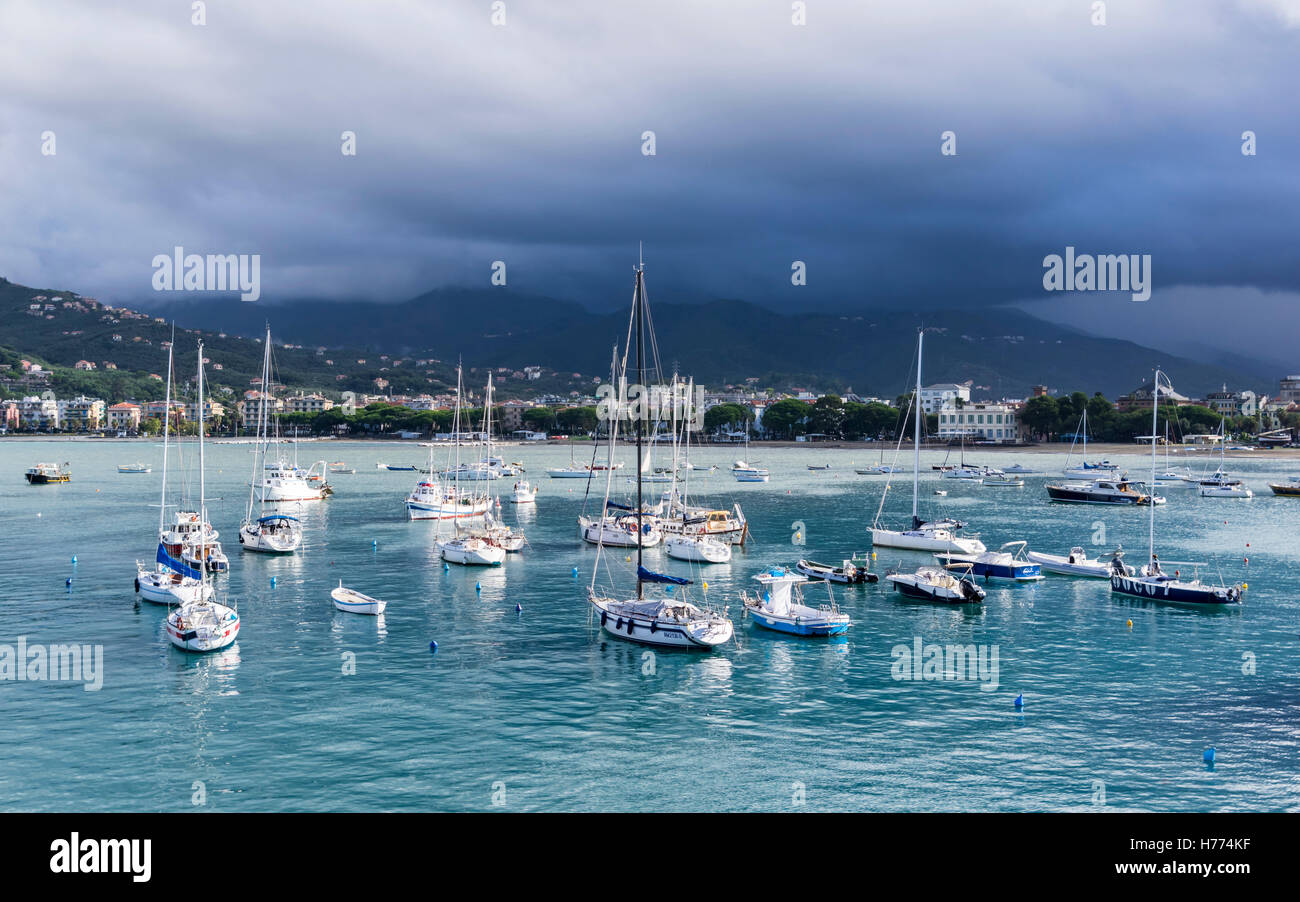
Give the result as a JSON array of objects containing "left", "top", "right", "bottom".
[
  {"left": 912, "top": 330, "right": 923, "bottom": 521},
  {"left": 198, "top": 341, "right": 208, "bottom": 591},
  {"left": 1149, "top": 370, "right": 1160, "bottom": 567},
  {"left": 635, "top": 266, "right": 645, "bottom": 599},
  {"left": 158, "top": 338, "right": 173, "bottom": 537}
]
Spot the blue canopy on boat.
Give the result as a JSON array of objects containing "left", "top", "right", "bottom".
[
  {"left": 637, "top": 565, "right": 692, "bottom": 586},
  {"left": 257, "top": 514, "right": 299, "bottom": 523},
  {"left": 156, "top": 544, "right": 204, "bottom": 580},
  {"left": 605, "top": 500, "right": 633, "bottom": 511}
]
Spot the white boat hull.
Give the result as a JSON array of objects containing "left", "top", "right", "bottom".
[
  {"left": 871, "top": 527, "right": 985, "bottom": 554},
  {"left": 438, "top": 538, "right": 506, "bottom": 566},
  {"left": 166, "top": 602, "right": 240, "bottom": 652},
  {"left": 136, "top": 567, "right": 212, "bottom": 605},
  {"left": 589, "top": 596, "right": 732, "bottom": 649},
  {"left": 664, "top": 535, "right": 732, "bottom": 563},
  {"left": 239, "top": 522, "right": 301, "bottom": 554},
  {"left": 331, "top": 586, "right": 387, "bottom": 615}
]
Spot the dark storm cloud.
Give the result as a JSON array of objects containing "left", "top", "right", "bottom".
[{"left": 1, "top": 0, "right": 1298, "bottom": 353}]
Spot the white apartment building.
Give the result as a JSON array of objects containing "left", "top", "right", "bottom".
[
  {"left": 285, "top": 393, "right": 335, "bottom": 415},
  {"left": 936, "top": 401, "right": 1023, "bottom": 443},
  {"left": 920, "top": 382, "right": 971, "bottom": 413}
]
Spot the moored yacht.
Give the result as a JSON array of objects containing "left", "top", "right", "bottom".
[
  {"left": 936, "top": 540, "right": 1043, "bottom": 582},
  {"left": 25, "top": 462, "right": 70, "bottom": 484},
  {"left": 1046, "top": 475, "right": 1163, "bottom": 505}
]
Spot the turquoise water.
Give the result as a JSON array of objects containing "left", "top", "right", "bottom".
[{"left": 1, "top": 439, "right": 1297, "bottom": 812}]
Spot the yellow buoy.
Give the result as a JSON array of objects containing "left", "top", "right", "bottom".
[{"left": 1126, "top": 619, "right": 1133, "bottom": 628}]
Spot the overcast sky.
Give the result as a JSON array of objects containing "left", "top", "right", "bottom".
[{"left": 1, "top": 0, "right": 1297, "bottom": 364}]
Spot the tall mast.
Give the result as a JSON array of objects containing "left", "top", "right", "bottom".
[
  {"left": 912, "top": 329, "right": 923, "bottom": 522},
  {"left": 1149, "top": 369, "right": 1160, "bottom": 567},
  {"left": 635, "top": 264, "right": 645, "bottom": 599},
  {"left": 158, "top": 334, "right": 174, "bottom": 538},
  {"left": 198, "top": 340, "right": 208, "bottom": 593}
]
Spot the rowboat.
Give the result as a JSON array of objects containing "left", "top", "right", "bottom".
[{"left": 331, "top": 582, "right": 387, "bottom": 615}]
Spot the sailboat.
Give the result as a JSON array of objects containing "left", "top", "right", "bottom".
[
  {"left": 664, "top": 379, "right": 732, "bottom": 563},
  {"left": 405, "top": 365, "right": 493, "bottom": 520},
  {"left": 587, "top": 258, "right": 733, "bottom": 649},
  {"left": 1109, "top": 369, "right": 1245, "bottom": 606},
  {"left": 136, "top": 338, "right": 212, "bottom": 605},
  {"left": 731, "top": 416, "right": 769, "bottom": 482},
  {"left": 437, "top": 371, "right": 507, "bottom": 566},
  {"left": 166, "top": 341, "right": 241, "bottom": 651},
  {"left": 870, "top": 331, "right": 986, "bottom": 554},
  {"left": 1062, "top": 409, "right": 1117, "bottom": 477},
  {"left": 468, "top": 374, "right": 526, "bottom": 551},
  {"left": 240, "top": 325, "right": 303, "bottom": 553},
  {"left": 1197, "top": 416, "right": 1253, "bottom": 498}
]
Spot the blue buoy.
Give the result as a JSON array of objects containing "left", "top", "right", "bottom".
[
  {"left": 572, "top": 567, "right": 579, "bottom": 577},
  {"left": 270, "top": 577, "right": 277, "bottom": 588},
  {"left": 372, "top": 539, "right": 378, "bottom": 547},
  {"left": 1014, "top": 694, "right": 1024, "bottom": 709},
  {"left": 666, "top": 585, "right": 674, "bottom": 594},
  {"left": 429, "top": 640, "right": 438, "bottom": 653},
  {"left": 65, "top": 577, "right": 72, "bottom": 587},
  {"left": 475, "top": 582, "right": 482, "bottom": 592},
  {"left": 443, "top": 562, "right": 449, "bottom": 572},
  {"left": 515, "top": 603, "right": 522, "bottom": 613},
  {"left": 71, "top": 556, "right": 78, "bottom": 564},
  {"left": 1204, "top": 747, "right": 1216, "bottom": 764}
]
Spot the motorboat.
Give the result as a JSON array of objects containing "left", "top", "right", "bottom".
[
  {"left": 328, "top": 461, "right": 356, "bottom": 474},
  {"left": 259, "top": 458, "right": 328, "bottom": 502},
  {"left": 1027, "top": 545, "right": 1132, "bottom": 578},
  {"left": 885, "top": 564, "right": 986, "bottom": 603},
  {"left": 1269, "top": 481, "right": 1300, "bottom": 497},
  {"left": 982, "top": 475, "right": 1025, "bottom": 487},
  {"left": 331, "top": 581, "right": 387, "bottom": 615},
  {"left": 25, "top": 462, "right": 70, "bottom": 484},
  {"left": 118, "top": 462, "right": 151, "bottom": 474},
  {"left": 742, "top": 567, "right": 850, "bottom": 637},
  {"left": 1046, "top": 476, "right": 1163, "bottom": 505},
  {"left": 136, "top": 557, "right": 212, "bottom": 605},
  {"left": 795, "top": 558, "right": 878, "bottom": 584},
  {"left": 664, "top": 533, "right": 732, "bottom": 563},
  {"left": 510, "top": 480, "right": 537, "bottom": 503},
  {"left": 936, "top": 540, "right": 1043, "bottom": 582}
]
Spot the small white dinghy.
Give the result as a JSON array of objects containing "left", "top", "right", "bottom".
[{"left": 331, "top": 581, "right": 387, "bottom": 615}]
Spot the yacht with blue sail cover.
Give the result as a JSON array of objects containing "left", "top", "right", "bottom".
[
  {"left": 585, "top": 257, "right": 732, "bottom": 650},
  {"left": 936, "top": 541, "right": 1043, "bottom": 582}
]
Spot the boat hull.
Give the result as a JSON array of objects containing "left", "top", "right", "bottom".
[
  {"left": 664, "top": 536, "right": 732, "bottom": 563},
  {"left": 1109, "top": 574, "right": 1242, "bottom": 606},
  {"left": 871, "top": 528, "right": 984, "bottom": 554},
  {"left": 166, "top": 603, "right": 240, "bottom": 652},
  {"left": 590, "top": 597, "right": 732, "bottom": 649},
  {"left": 747, "top": 608, "right": 849, "bottom": 636}
]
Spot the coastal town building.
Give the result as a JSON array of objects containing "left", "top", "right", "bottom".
[
  {"left": 920, "top": 382, "right": 971, "bottom": 413},
  {"left": 935, "top": 401, "right": 1024, "bottom": 443},
  {"left": 106, "top": 402, "right": 142, "bottom": 432}
]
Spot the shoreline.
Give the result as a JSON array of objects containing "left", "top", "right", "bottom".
[{"left": 1, "top": 434, "right": 1295, "bottom": 459}]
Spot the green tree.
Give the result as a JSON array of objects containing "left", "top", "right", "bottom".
[
  {"left": 1020, "top": 395, "right": 1058, "bottom": 439},
  {"left": 761, "top": 399, "right": 811, "bottom": 439},
  {"left": 556, "top": 406, "right": 598, "bottom": 434},
  {"left": 703, "top": 403, "right": 752, "bottom": 434},
  {"left": 808, "top": 395, "right": 845, "bottom": 437}
]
